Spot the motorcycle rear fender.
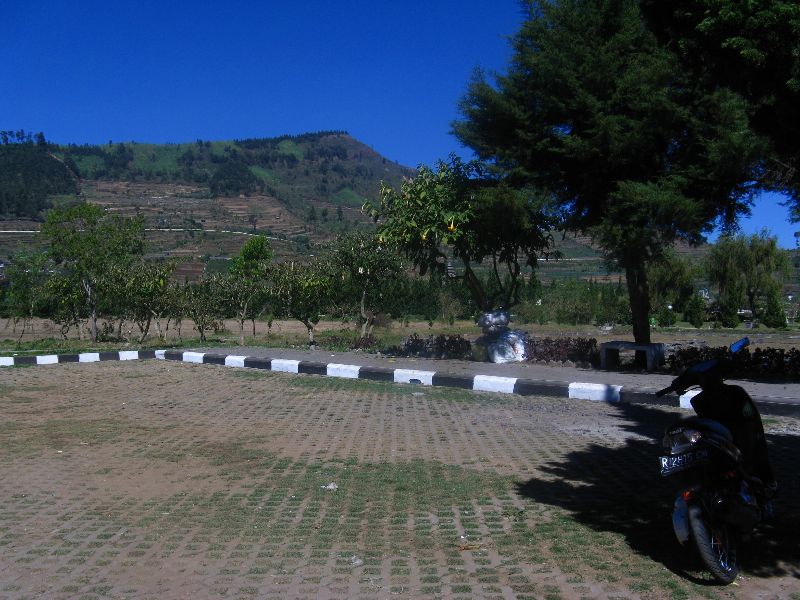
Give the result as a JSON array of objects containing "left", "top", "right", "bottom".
[{"left": 672, "top": 496, "right": 691, "bottom": 545}]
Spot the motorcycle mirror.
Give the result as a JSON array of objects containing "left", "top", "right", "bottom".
[{"left": 730, "top": 337, "right": 750, "bottom": 354}]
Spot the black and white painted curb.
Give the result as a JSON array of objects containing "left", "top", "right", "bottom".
[
  {"left": 2, "top": 349, "right": 798, "bottom": 414},
  {"left": 0, "top": 350, "right": 158, "bottom": 366}
]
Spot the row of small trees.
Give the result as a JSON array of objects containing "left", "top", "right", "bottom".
[
  {"left": 3, "top": 201, "right": 792, "bottom": 346},
  {"left": 1, "top": 203, "right": 480, "bottom": 345}
]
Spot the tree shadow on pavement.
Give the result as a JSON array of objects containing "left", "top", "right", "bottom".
[{"left": 514, "top": 401, "right": 800, "bottom": 583}]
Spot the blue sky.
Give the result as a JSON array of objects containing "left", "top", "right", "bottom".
[{"left": 3, "top": 0, "right": 797, "bottom": 247}]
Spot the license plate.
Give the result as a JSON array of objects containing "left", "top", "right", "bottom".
[{"left": 660, "top": 448, "right": 709, "bottom": 476}]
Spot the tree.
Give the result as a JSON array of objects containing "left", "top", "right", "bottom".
[
  {"left": 647, "top": 251, "right": 697, "bottom": 316},
  {"left": 45, "top": 271, "right": 88, "bottom": 339},
  {"left": 684, "top": 293, "right": 707, "bottom": 329},
  {"left": 5, "top": 250, "right": 50, "bottom": 342},
  {"left": 333, "top": 230, "right": 404, "bottom": 338},
  {"left": 270, "top": 260, "right": 331, "bottom": 344},
  {"left": 226, "top": 234, "right": 274, "bottom": 344},
  {"left": 368, "top": 156, "right": 556, "bottom": 313},
  {"left": 451, "top": 0, "right": 766, "bottom": 348},
  {"left": 183, "top": 275, "right": 225, "bottom": 342},
  {"left": 640, "top": 0, "right": 800, "bottom": 205},
  {"left": 41, "top": 203, "right": 146, "bottom": 343},
  {"left": 706, "top": 230, "right": 790, "bottom": 322},
  {"left": 762, "top": 288, "right": 788, "bottom": 329},
  {"left": 123, "top": 261, "right": 177, "bottom": 343}
]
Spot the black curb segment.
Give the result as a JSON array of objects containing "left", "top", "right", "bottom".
[
  {"left": 244, "top": 357, "right": 272, "bottom": 370},
  {"left": 513, "top": 379, "right": 570, "bottom": 398},
  {"left": 298, "top": 361, "right": 328, "bottom": 376},
  {"left": 2, "top": 349, "right": 798, "bottom": 414},
  {"left": 431, "top": 372, "right": 475, "bottom": 390},
  {"left": 201, "top": 353, "right": 228, "bottom": 366},
  {"left": 359, "top": 366, "right": 394, "bottom": 382}
]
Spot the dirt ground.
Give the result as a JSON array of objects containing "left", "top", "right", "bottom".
[{"left": 1, "top": 358, "right": 799, "bottom": 599}]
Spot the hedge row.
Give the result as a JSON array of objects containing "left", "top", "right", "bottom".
[{"left": 668, "top": 344, "right": 800, "bottom": 381}]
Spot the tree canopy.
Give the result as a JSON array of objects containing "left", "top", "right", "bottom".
[
  {"left": 640, "top": 0, "right": 800, "bottom": 206},
  {"left": 41, "top": 202, "right": 146, "bottom": 342},
  {"left": 706, "top": 229, "right": 791, "bottom": 323},
  {"left": 368, "top": 156, "right": 556, "bottom": 313},
  {"left": 451, "top": 0, "right": 767, "bottom": 344},
  {"left": 332, "top": 230, "right": 405, "bottom": 338}
]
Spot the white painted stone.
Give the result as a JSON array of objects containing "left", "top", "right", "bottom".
[
  {"left": 473, "top": 375, "right": 517, "bottom": 394},
  {"left": 569, "top": 382, "right": 622, "bottom": 402},
  {"left": 394, "top": 369, "right": 434, "bottom": 385},
  {"left": 271, "top": 359, "right": 300, "bottom": 373},
  {"left": 327, "top": 363, "right": 361, "bottom": 379},
  {"left": 182, "top": 352, "right": 205, "bottom": 364},
  {"left": 680, "top": 389, "right": 701, "bottom": 409},
  {"left": 225, "top": 355, "right": 247, "bottom": 368}
]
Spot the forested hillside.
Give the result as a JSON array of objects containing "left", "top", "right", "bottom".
[
  {"left": 0, "top": 131, "right": 79, "bottom": 219},
  {"left": 57, "top": 131, "right": 415, "bottom": 214}
]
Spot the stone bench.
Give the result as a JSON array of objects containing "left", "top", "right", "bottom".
[{"left": 600, "top": 341, "right": 665, "bottom": 371}]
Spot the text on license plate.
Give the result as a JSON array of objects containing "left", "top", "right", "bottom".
[{"left": 660, "top": 449, "right": 709, "bottom": 475}]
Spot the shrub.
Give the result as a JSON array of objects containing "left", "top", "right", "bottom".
[
  {"left": 317, "top": 332, "right": 380, "bottom": 352},
  {"left": 387, "top": 334, "right": 473, "bottom": 360},
  {"left": 524, "top": 337, "right": 600, "bottom": 365},
  {"left": 683, "top": 295, "right": 706, "bottom": 329},
  {"left": 668, "top": 344, "right": 800, "bottom": 380}
]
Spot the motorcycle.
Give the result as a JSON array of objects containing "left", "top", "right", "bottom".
[{"left": 656, "top": 337, "right": 776, "bottom": 584}]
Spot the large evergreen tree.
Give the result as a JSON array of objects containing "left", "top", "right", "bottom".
[
  {"left": 640, "top": 0, "right": 800, "bottom": 206},
  {"left": 451, "top": 0, "right": 767, "bottom": 347}
]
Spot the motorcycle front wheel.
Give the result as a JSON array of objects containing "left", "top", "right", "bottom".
[{"left": 688, "top": 504, "right": 739, "bottom": 584}]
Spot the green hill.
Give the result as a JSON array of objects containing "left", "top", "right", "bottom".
[{"left": 58, "top": 131, "right": 415, "bottom": 214}]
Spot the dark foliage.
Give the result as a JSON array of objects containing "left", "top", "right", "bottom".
[
  {"left": 0, "top": 132, "right": 78, "bottom": 218},
  {"left": 668, "top": 344, "right": 800, "bottom": 381},
  {"left": 667, "top": 344, "right": 731, "bottom": 373},
  {"left": 751, "top": 347, "right": 800, "bottom": 381},
  {"left": 319, "top": 333, "right": 380, "bottom": 352},
  {"left": 388, "top": 334, "right": 473, "bottom": 360},
  {"left": 233, "top": 131, "right": 349, "bottom": 150},
  {"left": 524, "top": 337, "right": 600, "bottom": 366},
  {"left": 209, "top": 162, "right": 264, "bottom": 197}
]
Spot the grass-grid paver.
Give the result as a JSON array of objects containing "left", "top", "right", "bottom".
[{"left": 0, "top": 360, "right": 799, "bottom": 600}]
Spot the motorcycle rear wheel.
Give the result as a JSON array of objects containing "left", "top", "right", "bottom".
[{"left": 688, "top": 504, "right": 739, "bottom": 584}]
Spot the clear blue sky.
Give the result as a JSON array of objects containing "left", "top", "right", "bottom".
[{"left": 2, "top": 0, "right": 797, "bottom": 247}]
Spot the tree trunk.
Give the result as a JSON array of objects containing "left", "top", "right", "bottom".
[
  {"left": 463, "top": 263, "right": 488, "bottom": 312},
  {"left": 300, "top": 319, "right": 315, "bottom": 344},
  {"left": 360, "top": 289, "right": 369, "bottom": 338},
  {"left": 625, "top": 263, "right": 651, "bottom": 367},
  {"left": 137, "top": 315, "right": 152, "bottom": 344},
  {"left": 90, "top": 306, "right": 98, "bottom": 343}
]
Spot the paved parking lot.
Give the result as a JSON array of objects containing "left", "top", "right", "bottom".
[{"left": 1, "top": 358, "right": 799, "bottom": 599}]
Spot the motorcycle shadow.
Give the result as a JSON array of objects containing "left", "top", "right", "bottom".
[{"left": 513, "top": 401, "right": 800, "bottom": 583}]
